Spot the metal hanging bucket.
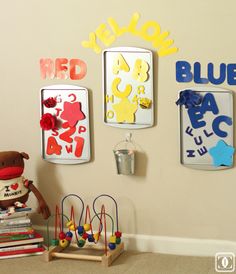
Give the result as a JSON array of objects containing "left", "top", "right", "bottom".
[{"left": 113, "top": 134, "right": 135, "bottom": 175}]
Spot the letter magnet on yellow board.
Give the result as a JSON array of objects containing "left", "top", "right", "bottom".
[{"left": 103, "top": 47, "right": 154, "bottom": 129}]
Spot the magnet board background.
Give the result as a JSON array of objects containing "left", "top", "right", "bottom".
[
  {"left": 103, "top": 47, "right": 153, "bottom": 128},
  {"left": 179, "top": 87, "right": 234, "bottom": 170},
  {"left": 40, "top": 85, "right": 90, "bottom": 164}
]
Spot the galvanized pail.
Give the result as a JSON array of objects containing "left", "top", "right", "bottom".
[{"left": 113, "top": 149, "right": 135, "bottom": 175}]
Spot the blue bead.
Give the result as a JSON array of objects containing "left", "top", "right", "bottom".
[
  {"left": 77, "top": 226, "right": 84, "bottom": 235},
  {"left": 108, "top": 243, "right": 116, "bottom": 250},
  {"left": 66, "top": 231, "right": 73, "bottom": 238},
  {"left": 88, "top": 234, "right": 94, "bottom": 242}
]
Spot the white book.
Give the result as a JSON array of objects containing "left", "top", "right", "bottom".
[
  {"left": 0, "top": 244, "right": 40, "bottom": 252},
  {"left": 0, "top": 208, "right": 33, "bottom": 220},
  {"left": 0, "top": 219, "right": 31, "bottom": 227},
  {"left": 0, "top": 227, "right": 33, "bottom": 234},
  {"left": 0, "top": 251, "right": 43, "bottom": 259}
]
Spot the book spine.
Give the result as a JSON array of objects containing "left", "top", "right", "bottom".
[
  {"left": 0, "top": 247, "right": 44, "bottom": 256},
  {"left": 0, "top": 231, "right": 34, "bottom": 237},
  {"left": 0, "top": 251, "right": 43, "bottom": 259},
  {"left": 0, "top": 227, "right": 33, "bottom": 233},
  {"left": 0, "top": 223, "right": 32, "bottom": 229},
  {"left": 0, "top": 234, "right": 34, "bottom": 243},
  {"left": 0, "top": 219, "right": 31, "bottom": 226},
  {"left": 0, "top": 244, "right": 40, "bottom": 252}
]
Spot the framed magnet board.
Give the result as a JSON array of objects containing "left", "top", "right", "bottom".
[
  {"left": 103, "top": 47, "right": 153, "bottom": 129},
  {"left": 40, "top": 85, "right": 90, "bottom": 164},
  {"left": 179, "top": 86, "right": 234, "bottom": 170}
]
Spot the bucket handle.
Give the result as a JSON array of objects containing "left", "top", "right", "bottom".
[{"left": 114, "top": 133, "right": 136, "bottom": 151}]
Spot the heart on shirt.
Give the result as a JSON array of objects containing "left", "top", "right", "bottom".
[{"left": 10, "top": 183, "right": 19, "bottom": 190}]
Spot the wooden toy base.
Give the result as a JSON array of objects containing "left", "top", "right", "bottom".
[{"left": 43, "top": 242, "right": 124, "bottom": 266}]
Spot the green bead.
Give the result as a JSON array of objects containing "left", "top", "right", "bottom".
[
  {"left": 77, "top": 238, "right": 86, "bottom": 248},
  {"left": 116, "top": 237, "right": 121, "bottom": 244},
  {"left": 51, "top": 238, "right": 59, "bottom": 246}
]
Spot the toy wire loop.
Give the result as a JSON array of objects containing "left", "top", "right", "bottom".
[
  {"left": 61, "top": 194, "right": 84, "bottom": 228},
  {"left": 92, "top": 194, "right": 119, "bottom": 232},
  {"left": 46, "top": 210, "right": 69, "bottom": 251}
]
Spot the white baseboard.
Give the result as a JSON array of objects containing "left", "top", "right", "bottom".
[{"left": 34, "top": 225, "right": 236, "bottom": 257}]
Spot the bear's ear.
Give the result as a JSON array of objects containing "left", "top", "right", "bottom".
[{"left": 20, "top": 152, "right": 29, "bottom": 160}]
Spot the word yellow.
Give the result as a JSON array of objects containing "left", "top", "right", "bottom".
[{"left": 82, "top": 12, "right": 178, "bottom": 57}]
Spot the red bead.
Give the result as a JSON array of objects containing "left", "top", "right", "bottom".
[
  {"left": 82, "top": 233, "right": 88, "bottom": 240},
  {"left": 59, "top": 231, "right": 66, "bottom": 240},
  {"left": 115, "top": 231, "right": 122, "bottom": 238},
  {"left": 65, "top": 236, "right": 72, "bottom": 241}
]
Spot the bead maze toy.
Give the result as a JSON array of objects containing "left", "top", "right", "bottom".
[{"left": 43, "top": 194, "right": 124, "bottom": 266}]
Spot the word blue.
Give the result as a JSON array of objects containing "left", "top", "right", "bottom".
[{"left": 176, "top": 61, "right": 236, "bottom": 85}]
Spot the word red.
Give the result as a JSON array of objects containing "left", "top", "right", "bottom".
[{"left": 40, "top": 58, "right": 87, "bottom": 80}]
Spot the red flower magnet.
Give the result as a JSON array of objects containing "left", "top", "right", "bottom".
[
  {"left": 40, "top": 113, "right": 57, "bottom": 130},
  {"left": 42, "top": 97, "right": 57, "bottom": 108}
]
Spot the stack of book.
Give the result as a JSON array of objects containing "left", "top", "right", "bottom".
[{"left": 0, "top": 208, "right": 44, "bottom": 259}]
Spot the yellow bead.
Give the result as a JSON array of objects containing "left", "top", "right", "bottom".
[
  {"left": 109, "top": 235, "right": 116, "bottom": 243},
  {"left": 94, "top": 233, "right": 100, "bottom": 242},
  {"left": 83, "top": 223, "right": 91, "bottom": 231},
  {"left": 59, "top": 239, "right": 69, "bottom": 248},
  {"left": 66, "top": 220, "right": 73, "bottom": 227},
  {"left": 69, "top": 224, "right": 76, "bottom": 231}
]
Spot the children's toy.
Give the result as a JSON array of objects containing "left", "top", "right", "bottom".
[
  {"left": 44, "top": 194, "right": 124, "bottom": 266},
  {"left": 0, "top": 151, "right": 50, "bottom": 219}
]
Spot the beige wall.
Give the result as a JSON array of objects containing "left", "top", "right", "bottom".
[{"left": 1, "top": 0, "right": 236, "bottom": 240}]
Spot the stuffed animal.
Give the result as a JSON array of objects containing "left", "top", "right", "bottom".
[{"left": 0, "top": 151, "right": 50, "bottom": 219}]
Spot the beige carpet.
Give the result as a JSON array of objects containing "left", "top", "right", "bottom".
[{"left": 0, "top": 251, "right": 218, "bottom": 274}]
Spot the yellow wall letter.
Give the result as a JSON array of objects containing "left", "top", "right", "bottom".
[
  {"left": 81, "top": 32, "right": 102, "bottom": 54},
  {"left": 95, "top": 24, "right": 116, "bottom": 46}
]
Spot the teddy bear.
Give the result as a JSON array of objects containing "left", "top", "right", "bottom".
[{"left": 0, "top": 151, "right": 50, "bottom": 219}]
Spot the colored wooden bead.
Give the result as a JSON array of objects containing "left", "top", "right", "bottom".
[
  {"left": 77, "top": 238, "right": 86, "bottom": 248},
  {"left": 77, "top": 225, "right": 84, "bottom": 235},
  {"left": 59, "top": 239, "right": 69, "bottom": 248},
  {"left": 115, "top": 231, "right": 122, "bottom": 238},
  {"left": 108, "top": 243, "right": 116, "bottom": 250},
  {"left": 66, "top": 231, "right": 73, "bottom": 238},
  {"left": 109, "top": 235, "right": 116, "bottom": 243},
  {"left": 83, "top": 223, "right": 91, "bottom": 231},
  {"left": 93, "top": 232, "right": 99, "bottom": 242},
  {"left": 66, "top": 220, "right": 73, "bottom": 227},
  {"left": 51, "top": 238, "right": 59, "bottom": 246},
  {"left": 116, "top": 237, "right": 121, "bottom": 244},
  {"left": 82, "top": 232, "right": 88, "bottom": 240},
  {"left": 59, "top": 231, "right": 66, "bottom": 240},
  {"left": 65, "top": 235, "right": 72, "bottom": 241},
  {"left": 88, "top": 234, "right": 95, "bottom": 242},
  {"left": 69, "top": 224, "right": 76, "bottom": 231}
]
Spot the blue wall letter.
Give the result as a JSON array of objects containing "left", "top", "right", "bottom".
[
  {"left": 193, "top": 62, "right": 209, "bottom": 84},
  {"left": 208, "top": 63, "right": 226, "bottom": 85},
  {"left": 176, "top": 61, "right": 193, "bottom": 82},
  {"left": 227, "top": 64, "right": 236, "bottom": 85},
  {"left": 212, "top": 115, "right": 232, "bottom": 137}
]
